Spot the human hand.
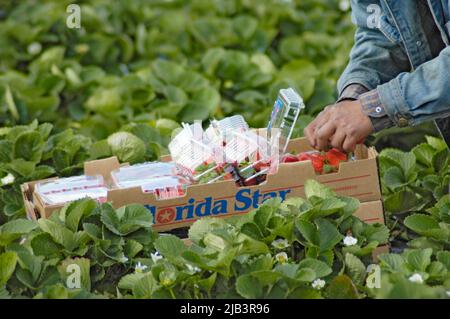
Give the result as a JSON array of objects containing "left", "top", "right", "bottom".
[{"left": 303, "top": 100, "right": 374, "bottom": 152}]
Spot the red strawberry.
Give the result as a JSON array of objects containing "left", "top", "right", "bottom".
[
  {"left": 328, "top": 148, "right": 347, "bottom": 161},
  {"left": 310, "top": 153, "right": 325, "bottom": 174},
  {"left": 223, "top": 172, "right": 233, "bottom": 181},
  {"left": 297, "top": 152, "right": 312, "bottom": 161},
  {"left": 281, "top": 154, "right": 299, "bottom": 163},
  {"left": 244, "top": 177, "right": 258, "bottom": 186},
  {"left": 253, "top": 160, "right": 270, "bottom": 172},
  {"left": 326, "top": 148, "right": 347, "bottom": 168},
  {"left": 297, "top": 151, "right": 324, "bottom": 173}
]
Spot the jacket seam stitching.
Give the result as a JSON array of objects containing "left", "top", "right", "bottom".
[{"left": 383, "top": 0, "right": 416, "bottom": 70}]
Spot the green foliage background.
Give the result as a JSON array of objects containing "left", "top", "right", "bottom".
[
  {"left": 0, "top": 0, "right": 354, "bottom": 134},
  {"left": 0, "top": 0, "right": 448, "bottom": 299}
]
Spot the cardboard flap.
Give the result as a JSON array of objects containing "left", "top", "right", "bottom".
[
  {"left": 286, "top": 138, "right": 315, "bottom": 153},
  {"left": 269, "top": 160, "right": 316, "bottom": 183},
  {"left": 84, "top": 156, "right": 121, "bottom": 183},
  {"left": 368, "top": 147, "right": 378, "bottom": 158},
  {"left": 355, "top": 144, "right": 368, "bottom": 160}
]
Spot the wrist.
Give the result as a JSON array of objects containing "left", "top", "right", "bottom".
[{"left": 337, "top": 84, "right": 369, "bottom": 102}]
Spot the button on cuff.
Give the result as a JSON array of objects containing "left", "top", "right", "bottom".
[
  {"left": 359, "top": 90, "right": 387, "bottom": 118},
  {"left": 397, "top": 117, "right": 409, "bottom": 127},
  {"left": 377, "top": 78, "right": 414, "bottom": 130}
]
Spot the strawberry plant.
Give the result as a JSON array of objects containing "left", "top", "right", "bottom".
[
  {"left": 0, "top": 0, "right": 448, "bottom": 299},
  {"left": 380, "top": 136, "right": 450, "bottom": 214},
  {"left": 378, "top": 136, "right": 450, "bottom": 252},
  {"left": 0, "top": 180, "right": 394, "bottom": 299},
  {"left": 369, "top": 249, "right": 449, "bottom": 299},
  {"left": 0, "top": 120, "right": 162, "bottom": 222},
  {"left": 0, "top": 0, "right": 354, "bottom": 132}
]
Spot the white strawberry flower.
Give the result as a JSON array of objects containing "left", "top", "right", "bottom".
[
  {"left": 271, "top": 238, "right": 290, "bottom": 250},
  {"left": 120, "top": 256, "right": 129, "bottom": 263},
  {"left": 446, "top": 291, "right": 450, "bottom": 297},
  {"left": 275, "top": 252, "right": 288, "bottom": 264},
  {"left": 312, "top": 278, "right": 326, "bottom": 290},
  {"left": 186, "top": 264, "right": 201, "bottom": 273},
  {"left": 135, "top": 261, "right": 148, "bottom": 273},
  {"left": 408, "top": 273, "right": 424, "bottom": 284},
  {"left": 27, "top": 42, "right": 42, "bottom": 55},
  {"left": 1, "top": 173, "right": 15, "bottom": 186},
  {"left": 339, "top": 0, "right": 350, "bottom": 11},
  {"left": 343, "top": 235, "right": 358, "bottom": 246},
  {"left": 151, "top": 251, "right": 163, "bottom": 263}
]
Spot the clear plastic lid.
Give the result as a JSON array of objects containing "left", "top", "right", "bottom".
[
  {"left": 111, "top": 161, "right": 190, "bottom": 199},
  {"left": 267, "top": 88, "right": 304, "bottom": 155},
  {"left": 168, "top": 122, "right": 215, "bottom": 173},
  {"left": 139, "top": 176, "right": 181, "bottom": 192},
  {"left": 171, "top": 140, "right": 214, "bottom": 173},
  {"left": 206, "top": 115, "right": 249, "bottom": 146},
  {"left": 222, "top": 130, "right": 268, "bottom": 163},
  {"left": 35, "top": 175, "right": 108, "bottom": 205},
  {"left": 111, "top": 162, "right": 177, "bottom": 189}
]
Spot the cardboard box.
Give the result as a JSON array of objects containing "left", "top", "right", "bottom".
[{"left": 21, "top": 137, "right": 383, "bottom": 231}]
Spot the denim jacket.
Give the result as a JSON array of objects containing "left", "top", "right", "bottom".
[{"left": 338, "top": 0, "right": 450, "bottom": 131}]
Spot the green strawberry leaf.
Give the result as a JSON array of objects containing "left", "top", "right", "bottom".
[
  {"left": 304, "top": 180, "right": 335, "bottom": 199},
  {"left": 404, "top": 214, "right": 440, "bottom": 235},
  {"left": 101, "top": 203, "right": 152, "bottom": 236},
  {"left": 344, "top": 253, "right": 366, "bottom": 285},
  {"left": 236, "top": 274, "right": 264, "bottom": 299},
  {"left": 298, "top": 258, "right": 332, "bottom": 278},
  {"left": 154, "top": 235, "right": 186, "bottom": 264},
  {"left": 0, "top": 251, "right": 18, "bottom": 285},
  {"left": 325, "top": 274, "right": 359, "bottom": 299}
]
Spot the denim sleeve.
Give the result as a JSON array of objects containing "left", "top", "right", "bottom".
[
  {"left": 337, "top": 0, "right": 410, "bottom": 95},
  {"left": 337, "top": 84, "right": 368, "bottom": 101},
  {"left": 377, "top": 46, "right": 450, "bottom": 126}
]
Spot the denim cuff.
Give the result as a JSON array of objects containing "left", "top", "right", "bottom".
[
  {"left": 377, "top": 78, "right": 414, "bottom": 127},
  {"left": 337, "top": 84, "right": 369, "bottom": 102},
  {"left": 359, "top": 89, "right": 395, "bottom": 132}
]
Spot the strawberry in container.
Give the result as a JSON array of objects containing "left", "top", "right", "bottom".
[
  {"left": 141, "top": 176, "right": 190, "bottom": 199},
  {"left": 235, "top": 160, "right": 263, "bottom": 186},
  {"left": 202, "top": 115, "right": 251, "bottom": 185},
  {"left": 205, "top": 115, "right": 249, "bottom": 147},
  {"left": 325, "top": 148, "right": 348, "bottom": 170},
  {"left": 283, "top": 148, "right": 350, "bottom": 174},
  {"left": 193, "top": 161, "right": 227, "bottom": 185},
  {"left": 220, "top": 130, "right": 278, "bottom": 186},
  {"left": 169, "top": 122, "right": 224, "bottom": 184}
]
